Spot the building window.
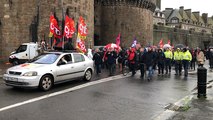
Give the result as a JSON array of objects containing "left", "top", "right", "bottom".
[
  {"left": 158, "top": 13, "right": 160, "bottom": 17},
  {"left": 162, "top": 14, "right": 165, "bottom": 18},
  {"left": 171, "top": 17, "right": 179, "bottom": 23},
  {"left": 171, "top": 19, "right": 179, "bottom": 23}
]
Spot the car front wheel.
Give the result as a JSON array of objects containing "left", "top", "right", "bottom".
[
  {"left": 39, "top": 75, "right": 53, "bottom": 91},
  {"left": 84, "top": 70, "right": 92, "bottom": 81}
]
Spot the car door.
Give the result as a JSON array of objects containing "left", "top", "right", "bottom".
[
  {"left": 55, "top": 54, "right": 75, "bottom": 82},
  {"left": 72, "top": 53, "right": 87, "bottom": 78}
]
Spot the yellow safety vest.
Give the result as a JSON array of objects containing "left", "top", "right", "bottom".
[
  {"left": 182, "top": 50, "right": 192, "bottom": 61},
  {"left": 174, "top": 51, "right": 182, "bottom": 61},
  {"left": 164, "top": 50, "right": 173, "bottom": 59}
]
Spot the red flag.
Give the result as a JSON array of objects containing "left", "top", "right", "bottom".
[
  {"left": 49, "top": 14, "right": 62, "bottom": 38},
  {"left": 168, "top": 40, "right": 171, "bottom": 45},
  {"left": 116, "top": 33, "right": 121, "bottom": 46},
  {"left": 63, "top": 15, "right": 75, "bottom": 38},
  {"left": 49, "top": 15, "right": 55, "bottom": 34},
  {"left": 159, "top": 39, "right": 164, "bottom": 48},
  {"left": 78, "top": 16, "right": 88, "bottom": 39},
  {"left": 76, "top": 37, "right": 87, "bottom": 53},
  {"left": 76, "top": 16, "right": 88, "bottom": 53}
]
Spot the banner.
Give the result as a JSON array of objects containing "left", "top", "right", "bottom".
[
  {"left": 63, "top": 15, "right": 75, "bottom": 38},
  {"left": 116, "top": 33, "right": 121, "bottom": 46},
  {"left": 76, "top": 16, "right": 88, "bottom": 53},
  {"left": 49, "top": 14, "right": 62, "bottom": 38}
]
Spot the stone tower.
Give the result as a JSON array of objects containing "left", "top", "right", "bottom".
[
  {"left": 94, "top": 0, "right": 156, "bottom": 47},
  {"left": 0, "top": 0, "right": 94, "bottom": 62}
]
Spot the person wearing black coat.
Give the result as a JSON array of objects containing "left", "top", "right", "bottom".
[
  {"left": 209, "top": 48, "right": 213, "bottom": 69},
  {"left": 118, "top": 49, "right": 125, "bottom": 72},
  {"left": 143, "top": 47, "right": 154, "bottom": 80},
  {"left": 93, "top": 48, "right": 103, "bottom": 74},
  {"left": 157, "top": 49, "right": 165, "bottom": 75},
  {"left": 106, "top": 48, "right": 117, "bottom": 76},
  {"left": 152, "top": 48, "right": 158, "bottom": 74},
  {"left": 139, "top": 47, "right": 145, "bottom": 79}
]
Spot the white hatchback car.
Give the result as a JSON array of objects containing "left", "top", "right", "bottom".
[{"left": 3, "top": 52, "right": 94, "bottom": 91}]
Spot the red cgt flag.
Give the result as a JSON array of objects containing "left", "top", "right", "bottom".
[
  {"left": 63, "top": 15, "right": 75, "bottom": 38},
  {"left": 49, "top": 14, "right": 62, "bottom": 38},
  {"left": 78, "top": 16, "right": 88, "bottom": 39},
  {"left": 159, "top": 39, "right": 164, "bottom": 48},
  {"left": 76, "top": 16, "right": 88, "bottom": 53},
  {"left": 168, "top": 40, "right": 171, "bottom": 45}
]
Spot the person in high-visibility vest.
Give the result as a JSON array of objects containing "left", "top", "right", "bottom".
[
  {"left": 182, "top": 48, "right": 192, "bottom": 77},
  {"left": 173, "top": 48, "right": 183, "bottom": 75},
  {"left": 164, "top": 47, "right": 173, "bottom": 74}
]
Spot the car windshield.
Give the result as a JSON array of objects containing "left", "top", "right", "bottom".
[
  {"left": 33, "top": 54, "right": 60, "bottom": 64},
  {"left": 16, "top": 45, "right": 27, "bottom": 53}
]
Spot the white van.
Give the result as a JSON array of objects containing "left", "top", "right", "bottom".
[{"left": 9, "top": 43, "right": 39, "bottom": 65}]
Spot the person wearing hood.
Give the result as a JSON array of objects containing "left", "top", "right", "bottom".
[
  {"left": 174, "top": 48, "right": 183, "bottom": 75},
  {"left": 182, "top": 48, "right": 192, "bottom": 77},
  {"left": 164, "top": 47, "right": 173, "bottom": 74}
]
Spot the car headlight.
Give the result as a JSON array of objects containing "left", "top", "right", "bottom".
[{"left": 23, "top": 71, "right": 38, "bottom": 76}]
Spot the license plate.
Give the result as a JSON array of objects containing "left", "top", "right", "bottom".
[{"left": 7, "top": 77, "right": 18, "bottom": 81}]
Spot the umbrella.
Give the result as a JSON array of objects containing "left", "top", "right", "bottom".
[
  {"left": 104, "top": 43, "right": 120, "bottom": 50},
  {"left": 209, "top": 46, "right": 213, "bottom": 49},
  {"left": 174, "top": 44, "right": 185, "bottom": 49},
  {"left": 163, "top": 44, "right": 171, "bottom": 49}
]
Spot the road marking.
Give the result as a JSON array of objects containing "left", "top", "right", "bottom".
[{"left": 0, "top": 74, "right": 130, "bottom": 112}]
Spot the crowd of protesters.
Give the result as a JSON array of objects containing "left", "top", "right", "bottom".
[{"left": 91, "top": 45, "right": 213, "bottom": 81}]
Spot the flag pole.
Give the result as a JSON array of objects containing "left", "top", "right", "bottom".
[{"left": 61, "top": 0, "right": 65, "bottom": 51}]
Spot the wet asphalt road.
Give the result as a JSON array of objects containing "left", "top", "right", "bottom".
[{"left": 0, "top": 67, "right": 212, "bottom": 120}]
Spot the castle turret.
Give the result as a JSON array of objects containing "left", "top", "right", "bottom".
[{"left": 95, "top": 0, "right": 156, "bottom": 47}]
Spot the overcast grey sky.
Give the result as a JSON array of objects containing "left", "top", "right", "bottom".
[{"left": 161, "top": 0, "right": 213, "bottom": 17}]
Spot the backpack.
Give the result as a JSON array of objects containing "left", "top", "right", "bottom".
[{"left": 128, "top": 51, "right": 135, "bottom": 61}]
